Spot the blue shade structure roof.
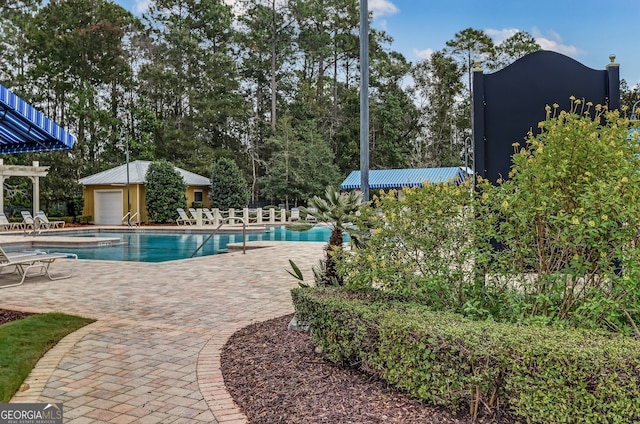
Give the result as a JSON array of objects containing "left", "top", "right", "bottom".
[
  {"left": 0, "top": 84, "right": 76, "bottom": 154},
  {"left": 341, "top": 167, "right": 468, "bottom": 190}
]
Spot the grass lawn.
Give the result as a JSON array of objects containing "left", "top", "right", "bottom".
[{"left": 0, "top": 313, "right": 95, "bottom": 402}]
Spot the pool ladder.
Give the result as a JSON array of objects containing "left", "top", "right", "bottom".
[
  {"left": 190, "top": 217, "right": 246, "bottom": 258},
  {"left": 122, "top": 212, "right": 139, "bottom": 227}
]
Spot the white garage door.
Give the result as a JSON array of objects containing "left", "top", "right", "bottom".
[{"left": 94, "top": 190, "right": 123, "bottom": 225}]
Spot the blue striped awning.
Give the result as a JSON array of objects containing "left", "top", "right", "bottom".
[
  {"left": 0, "top": 84, "right": 76, "bottom": 154},
  {"left": 340, "top": 167, "right": 468, "bottom": 190}
]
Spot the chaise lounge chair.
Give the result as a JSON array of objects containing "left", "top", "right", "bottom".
[
  {"left": 20, "top": 211, "right": 41, "bottom": 232},
  {"left": 0, "top": 213, "right": 22, "bottom": 231},
  {"left": 0, "top": 246, "right": 78, "bottom": 289},
  {"left": 176, "top": 208, "right": 195, "bottom": 225},
  {"left": 203, "top": 208, "right": 219, "bottom": 225},
  {"left": 305, "top": 207, "right": 318, "bottom": 223},
  {"left": 188, "top": 208, "right": 213, "bottom": 225},
  {"left": 290, "top": 208, "right": 300, "bottom": 222},
  {"left": 35, "top": 211, "right": 65, "bottom": 228}
]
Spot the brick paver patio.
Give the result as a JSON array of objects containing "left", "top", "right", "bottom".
[{"left": 0, "top": 241, "right": 325, "bottom": 423}]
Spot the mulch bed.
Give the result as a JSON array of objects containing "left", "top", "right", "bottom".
[
  {"left": 0, "top": 309, "right": 32, "bottom": 326},
  {"left": 221, "top": 314, "right": 507, "bottom": 424},
  {"left": 1, "top": 309, "right": 518, "bottom": 423}
]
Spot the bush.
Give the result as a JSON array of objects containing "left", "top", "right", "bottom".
[
  {"left": 337, "top": 101, "right": 640, "bottom": 335},
  {"left": 476, "top": 102, "right": 640, "bottom": 332},
  {"left": 338, "top": 180, "right": 485, "bottom": 308},
  {"left": 294, "top": 100, "right": 640, "bottom": 423},
  {"left": 209, "top": 158, "right": 249, "bottom": 210},
  {"left": 145, "top": 160, "right": 186, "bottom": 223},
  {"left": 76, "top": 215, "right": 92, "bottom": 224},
  {"left": 292, "top": 287, "right": 640, "bottom": 423}
]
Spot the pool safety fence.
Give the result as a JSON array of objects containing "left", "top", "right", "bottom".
[{"left": 195, "top": 208, "right": 288, "bottom": 226}]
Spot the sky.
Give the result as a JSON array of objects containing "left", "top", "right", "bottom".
[{"left": 114, "top": 0, "right": 640, "bottom": 87}]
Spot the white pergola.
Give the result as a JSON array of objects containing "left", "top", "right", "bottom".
[{"left": 0, "top": 159, "right": 49, "bottom": 215}]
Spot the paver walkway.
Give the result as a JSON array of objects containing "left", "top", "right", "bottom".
[{"left": 0, "top": 241, "right": 325, "bottom": 423}]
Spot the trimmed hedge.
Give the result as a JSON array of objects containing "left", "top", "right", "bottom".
[{"left": 291, "top": 287, "right": 640, "bottom": 423}]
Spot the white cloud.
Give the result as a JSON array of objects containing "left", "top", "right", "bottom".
[
  {"left": 414, "top": 48, "right": 434, "bottom": 60},
  {"left": 485, "top": 28, "right": 520, "bottom": 45},
  {"left": 134, "top": 0, "right": 151, "bottom": 14},
  {"left": 369, "top": 0, "right": 399, "bottom": 18},
  {"left": 224, "top": 0, "right": 247, "bottom": 16},
  {"left": 532, "top": 27, "right": 582, "bottom": 57},
  {"left": 485, "top": 27, "right": 583, "bottom": 57},
  {"left": 134, "top": 0, "right": 252, "bottom": 18}
]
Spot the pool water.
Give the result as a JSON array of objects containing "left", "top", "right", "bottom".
[{"left": 56, "top": 226, "right": 338, "bottom": 262}]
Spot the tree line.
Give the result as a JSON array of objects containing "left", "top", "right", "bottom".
[{"left": 0, "top": 0, "right": 637, "bottom": 211}]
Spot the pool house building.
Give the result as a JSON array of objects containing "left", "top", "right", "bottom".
[{"left": 79, "top": 160, "right": 211, "bottom": 225}]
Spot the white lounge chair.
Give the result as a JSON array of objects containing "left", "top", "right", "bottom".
[
  {"left": 188, "top": 208, "right": 213, "bottom": 225},
  {"left": 35, "top": 211, "right": 65, "bottom": 228},
  {"left": 203, "top": 208, "right": 219, "bottom": 225},
  {"left": 0, "top": 213, "right": 21, "bottom": 231},
  {"left": 21, "top": 211, "right": 44, "bottom": 232},
  {"left": 0, "top": 246, "right": 78, "bottom": 289},
  {"left": 305, "top": 207, "right": 318, "bottom": 223},
  {"left": 290, "top": 208, "right": 300, "bottom": 222},
  {"left": 176, "top": 208, "right": 195, "bottom": 225}
]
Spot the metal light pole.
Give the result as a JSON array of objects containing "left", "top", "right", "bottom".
[
  {"left": 117, "top": 134, "right": 132, "bottom": 226},
  {"left": 125, "top": 138, "right": 131, "bottom": 227},
  {"left": 359, "top": 0, "right": 369, "bottom": 201},
  {"left": 124, "top": 137, "right": 131, "bottom": 227},
  {"left": 464, "top": 136, "right": 471, "bottom": 171}
]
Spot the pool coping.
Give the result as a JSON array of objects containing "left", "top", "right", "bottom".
[{"left": 0, "top": 224, "right": 274, "bottom": 249}]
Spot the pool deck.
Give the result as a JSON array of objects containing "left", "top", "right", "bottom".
[{"left": 0, "top": 234, "right": 325, "bottom": 423}]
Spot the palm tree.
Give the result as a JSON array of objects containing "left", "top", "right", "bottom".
[{"left": 302, "top": 187, "right": 363, "bottom": 285}]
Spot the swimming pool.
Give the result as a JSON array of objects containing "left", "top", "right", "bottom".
[{"left": 54, "top": 226, "right": 337, "bottom": 262}]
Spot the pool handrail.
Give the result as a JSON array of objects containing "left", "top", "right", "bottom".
[
  {"left": 190, "top": 217, "right": 246, "bottom": 258},
  {"left": 122, "top": 211, "right": 139, "bottom": 227}
]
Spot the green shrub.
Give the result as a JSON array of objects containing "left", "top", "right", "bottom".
[
  {"left": 476, "top": 102, "right": 640, "bottom": 332},
  {"left": 292, "top": 287, "right": 640, "bottom": 423},
  {"left": 46, "top": 208, "right": 64, "bottom": 217},
  {"left": 76, "top": 215, "right": 92, "bottom": 224},
  {"left": 145, "top": 160, "right": 187, "bottom": 223},
  {"left": 337, "top": 101, "right": 640, "bottom": 335},
  {"left": 337, "top": 180, "right": 487, "bottom": 308},
  {"left": 209, "top": 158, "right": 249, "bottom": 210}
]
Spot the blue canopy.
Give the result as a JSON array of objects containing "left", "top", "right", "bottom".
[
  {"left": 341, "top": 167, "right": 468, "bottom": 190},
  {"left": 0, "top": 84, "right": 76, "bottom": 154}
]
